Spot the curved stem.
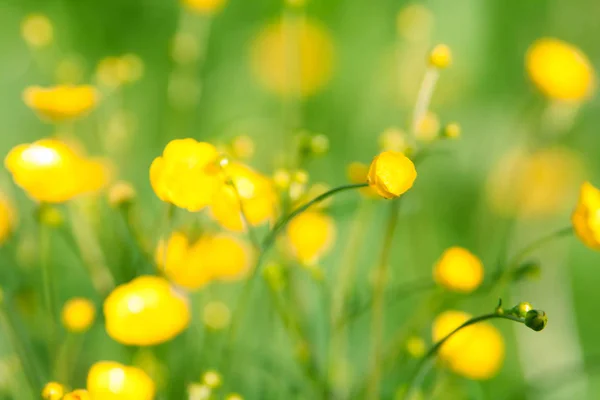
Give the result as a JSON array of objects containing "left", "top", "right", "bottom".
[{"left": 403, "top": 313, "right": 524, "bottom": 400}]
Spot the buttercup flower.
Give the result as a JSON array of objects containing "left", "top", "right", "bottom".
[
  {"left": 42, "top": 382, "right": 64, "bottom": 400},
  {"left": 87, "top": 361, "right": 155, "bottom": 400},
  {"left": 526, "top": 38, "right": 595, "bottom": 101},
  {"left": 429, "top": 44, "right": 452, "bottom": 69},
  {"left": 150, "top": 139, "right": 221, "bottom": 211},
  {"left": 367, "top": 151, "right": 417, "bottom": 199},
  {"left": 432, "top": 310, "right": 505, "bottom": 380},
  {"left": 183, "top": 0, "right": 227, "bottom": 14},
  {"left": 251, "top": 18, "right": 334, "bottom": 97},
  {"left": 0, "top": 194, "right": 16, "bottom": 245},
  {"left": 61, "top": 298, "right": 96, "bottom": 333},
  {"left": 210, "top": 162, "right": 277, "bottom": 232},
  {"left": 5, "top": 139, "right": 107, "bottom": 203},
  {"left": 156, "top": 232, "right": 252, "bottom": 289},
  {"left": 63, "top": 389, "right": 90, "bottom": 400},
  {"left": 23, "top": 85, "right": 98, "bottom": 121},
  {"left": 572, "top": 182, "right": 600, "bottom": 250},
  {"left": 287, "top": 211, "right": 336, "bottom": 264},
  {"left": 433, "top": 247, "right": 484, "bottom": 293},
  {"left": 21, "top": 14, "right": 53, "bottom": 48},
  {"left": 104, "top": 276, "right": 190, "bottom": 346}
]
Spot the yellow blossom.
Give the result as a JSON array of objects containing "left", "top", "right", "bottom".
[
  {"left": 0, "top": 194, "right": 16, "bottom": 245},
  {"left": 183, "top": 0, "right": 227, "bottom": 14},
  {"left": 415, "top": 111, "right": 440, "bottom": 142},
  {"left": 347, "top": 162, "right": 379, "bottom": 198},
  {"left": 251, "top": 18, "right": 334, "bottom": 97},
  {"left": 21, "top": 14, "right": 53, "bottom": 48},
  {"left": 367, "top": 151, "right": 417, "bottom": 199},
  {"left": 526, "top": 38, "right": 595, "bottom": 101},
  {"left": 405, "top": 336, "right": 426, "bottom": 358},
  {"left": 87, "top": 361, "right": 155, "bottom": 400},
  {"left": 572, "top": 182, "right": 600, "bottom": 250},
  {"left": 150, "top": 139, "right": 221, "bottom": 212},
  {"left": 63, "top": 389, "right": 91, "bottom": 400},
  {"left": 287, "top": 211, "right": 335, "bottom": 264},
  {"left": 61, "top": 297, "right": 96, "bottom": 333},
  {"left": 203, "top": 301, "right": 232, "bottom": 330},
  {"left": 96, "top": 55, "right": 144, "bottom": 88},
  {"left": 202, "top": 370, "right": 222, "bottom": 388},
  {"left": 108, "top": 181, "right": 136, "bottom": 207},
  {"left": 156, "top": 232, "right": 252, "bottom": 289},
  {"left": 429, "top": 44, "right": 452, "bottom": 69},
  {"left": 103, "top": 276, "right": 190, "bottom": 346},
  {"left": 5, "top": 139, "right": 107, "bottom": 203},
  {"left": 433, "top": 247, "right": 484, "bottom": 293},
  {"left": 432, "top": 310, "right": 505, "bottom": 380},
  {"left": 23, "top": 85, "right": 98, "bottom": 122},
  {"left": 42, "top": 382, "right": 64, "bottom": 400},
  {"left": 443, "top": 122, "right": 461, "bottom": 139},
  {"left": 210, "top": 162, "right": 277, "bottom": 231}
]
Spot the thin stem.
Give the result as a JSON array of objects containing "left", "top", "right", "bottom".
[
  {"left": 411, "top": 68, "right": 440, "bottom": 136},
  {"left": 367, "top": 199, "right": 403, "bottom": 399},
  {"left": 403, "top": 313, "right": 524, "bottom": 400},
  {"left": 39, "top": 219, "right": 57, "bottom": 360}
]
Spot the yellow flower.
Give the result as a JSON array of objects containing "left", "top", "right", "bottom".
[
  {"left": 202, "top": 370, "right": 222, "bottom": 388},
  {"left": 250, "top": 18, "right": 334, "bottom": 97},
  {"left": 432, "top": 310, "right": 505, "bottom": 380},
  {"left": 61, "top": 298, "right": 96, "bottom": 333},
  {"left": 203, "top": 301, "right": 231, "bottom": 330},
  {"left": 23, "top": 85, "right": 98, "bottom": 121},
  {"left": 96, "top": 55, "right": 144, "bottom": 88},
  {"left": 182, "top": 0, "right": 227, "bottom": 14},
  {"left": 87, "top": 361, "right": 155, "bottom": 400},
  {"left": 108, "top": 181, "right": 136, "bottom": 207},
  {"left": 347, "top": 162, "right": 379, "bottom": 198},
  {"left": 443, "top": 122, "right": 461, "bottom": 139},
  {"left": 415, "top": 111, "right": 440, "bottom": 142},
  {"left": 150, "top": 139, "right": 221, "bottom": 212},
  {"left": 433, "top": 247, "right": 483, "bottom": 293},
  {"left": 210, "top": 162, "right": 277, "bottom": 232},
  {"left": 63, "top": 389, "right": 91, "bottom": 400},
  {"left": 287, "top": 211, "right": 335, "bottom": 264},
  {"left": 396, "top": 4, "right": 434, "bottom": 43},
  {"left": 526, "top": 38, "right": 595, "bottom": 101},
  {"left": 405, "top": 336, "right": 426, "bottom": 358},
  {"left": 367, "top": 151, "right": 417, "bottom": 199},
  {"left": 429, "top": 44, "right": 452, "bottom": 69},
  {"left": 5, "top": 139, "right": 107, "bottom": 203},
  {"left": 0, "top": 194, "right": 16, "bottom": 245},
  {"left": 104, "top": 276, "right": 190, "bottom": 346},
  {"left": 42, "top": 382, "right": 64, "bottom": 400},
  {"left": 572, "top": 182, "right": 600, "bottom": 250},
  {"left": 21, "top": 14, "right": 53, "bottom": 48}
]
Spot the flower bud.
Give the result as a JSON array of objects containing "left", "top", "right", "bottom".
[
  {"left": 443, "top": 123, "right": 461, "bottom": 139},
  {"left": 525, "top": 309, "right": 548, "bottom": 331},
  {"left": 310, "top": 134, "right": 329, "bottom": 155},
  {"left": 42, "top": 382, "right": 64, "bottom": 400},
  {"left": 428, "top": 44, "right": 452, "bottom": 69},
  {"left": 511, "top": 302, "right": 533, "bottom": 318}
]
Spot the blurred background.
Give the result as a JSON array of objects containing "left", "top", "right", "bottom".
[{"left": 1, "top": 0, "right": 600, "bottom": 399}]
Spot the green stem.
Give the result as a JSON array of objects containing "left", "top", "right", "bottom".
[
  {"left": 403, "top": 313, "right": 524, "bottom": 400},
  {"left": 39, "top": 219, "right": 57, "bottom": 360}
]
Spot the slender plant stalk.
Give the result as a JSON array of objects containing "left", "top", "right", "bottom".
[
  {"left": 411, "top": 67, "right": 439, "bottom": 136},
  {"left": 39, "top": 219, "right": 57, "bottom": 360}
]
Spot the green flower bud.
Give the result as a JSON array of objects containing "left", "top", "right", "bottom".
[
  {"left": 525, "top": 309, "right": 548, "bottom": 331},
  {"left": 511, "top": 302, "right": 533, "bottom": 318}
]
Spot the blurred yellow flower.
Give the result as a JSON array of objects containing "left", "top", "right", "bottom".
[
  {"left": 367, "top": 151, "right": 417, "bottom": 199},
  {"left": 443, "top": 122, "right": 461, "bottom": 139},
  {"left": 156, "top": 232, "right": 252, "bottom": 289},
  {"left": 415, "top": 111, "right": 440, "bottom": 142},
  {"left": 486, "top": 147, "right": 583, "bottom": 218},
  {"left": 230, "top": 135, "right": 255, "bottom": 160},
  {"left": 61, "top": 297, "right": 96, "bottom": 333},
  {"left": 379, "top": 127, "right": 408, "bottom": 153},
  {"left": 183, "top": 0, "right": 227, "bottom": 14},
  {"left": 396, "top": 4, "right": 434, "bottom": 43},
  {"left": 572, "top": 182, "right": 600, "bottom": 250},
  {"left": 21, "top": 14, "right": 53, "bottom": 48},
  {"left": 87, "top": 361, "right": 155, "bottom": 400},
  {"left": 0, "top": 194, "right": 16, "bottom": 245},
  {"left": 526, "top": 38, "right": 595, "bottom": 101},
  {"left": 23, "top": 85, "right": 98, "bottom": 122},
  {"left": 202, "top": 370, "right": 222, "bottom": 388},
  {"left": 5, "top": 139, "right": 107, "bottom": 203},
  {"left": 150, "top": 139, "right": 221, "bottom": 212},
  {"left": 108, "top": 181, "right": 136, "bottom": 208},
  {"left": 104, "top": 276, "right": 190, "bottom": 346},
  {"left": 433, "top": 247, "right": 483, "bottom": 293},
  {"left": 63, "top": 389, "right": 91, "bottom": 400},
  {"left": 42, "top": 382, "right": 64, "bottom": 400},
  {"left": 287, "top": 211, "right": 335, "bottom": 264},
  {"left": 433, "top": 310, "right": 505, "bottom": 380},
  {"left": 428, "top": 44, "right": 452, "bottom": 69},
  {"left": 405, "top": 336, "right": 426, "bottom": 358},
  {"left": 203, "top": 301, "right": 231, "bottom": 330},
  {"left": 250, "top": 18, "right": 334, "bottom": 97},
  {"left": 96, "top": 54, "right": 144, "bottom": 88},
  {"left": 210, "top": 162, "right": 277, "bottom": 232}
]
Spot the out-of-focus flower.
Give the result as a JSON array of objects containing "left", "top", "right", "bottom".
[
  {"left": 379, "top": 128, "right": 408, "bottom": 153},
  {"left": 367, "top": 151, "right": 417, "bottom": 199},
  {"left": 203, "top": 301, "right": 231, "bottom": 330},
  {"left": 156, "top": 232, "right": 252, "bottom": 289},
  {"left": 150, "top": 139, "right": 221, "bottom": 212},
  {"left": 396, "top": 4, "right": 434, "bottom": 43},
  {"left": 87, "top": 361, "right": 155, "bottom": 400},
  {"left": 23, "top": 85, "right": 98, "bottom": 122},
  {"left": 443, "top": 122, "right": 461, "bottom": 139},
  {"left": 182, "top": 0, "right": 227, "bottom": 14},
  {"left": 428, "top": 44, "right": 452, "bottom": 69},
  {"left": 61, "top": 298, "right": 96, "bottom": 333},
  {"left": 347, "top": 162, "right": 379, "bottom": 198},
  {"left": 63, "top": 389, "right": 90, "bottom": 400},
  {"left": 104, "top": 276, "right": 190, "bottom": 346},
  {"left": 0, "top": 194, "right": 16, "bottom": 245},
  {"left": 202, "top": 370, "right": 222, "bottom": 388},
  {"left": 251, "top": 18, "right": 334, "bottom": 97},
  {"left": 526, "top": 38, "right": 595, "bottom": 102},
  {"left": 433, "top": 247, "right": 483, "bottom": 293},
  {"left": 287, "top": 211, "right": 335, "bottom": 264},
  {"left": 5, "top": 139, "right": 107, "bottom": 203},
  {"left": 432, "top": 310, "right": 505, "bottom": 380},
  {"left": 405, "top": 336, "right": 426, "bottom": 358},
  {"left": 21, "top": 14, "right": 53, "bottom": 48},
  {"left": 96, "top": 54, "right": 144, "bottom": 88},
  {"left": 230, "top": 135, "right": 255, "bottom": 160},
  {"left": 225, "top": 394, "right": 243, "bottom": 400},
  {"left": 42, "top": 382, "right": 64, "bottom": 400},
  {"left": 310, "top": 134, "right": 329, "bottom": 155},
  {"left": 415, "top": 111, "right": 440, "bottom": 142},
  {"left": 572, "top": 182, "right": 600, "bottom": 250},
  {"left": 211, "top": 162, "right": 277, "bottom": 232},
  {"left": 108, "top": 181, "right": 136, "bottom": 208},
  {"left": 486, "top": 147, "right": 583, "bottom": 218}
]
